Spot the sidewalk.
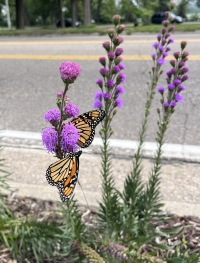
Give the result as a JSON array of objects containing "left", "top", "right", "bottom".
[{"left": 1, "top": 140, "right": 200, "bottom": 217}]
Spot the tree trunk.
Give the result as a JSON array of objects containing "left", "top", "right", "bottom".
[
  {"left": 15, "top": 0, "right": 24, "bottom": 29},
  {"left": 71, "top": 0, "right": 77, "bottom": 27},
  {"left": 51, "top": 0, "right": 57, "bottom": 25},
  {"left": 84, "top": 0, "right": 91, "bottom": 26},
  {"left": 59, "top": 0, "right": 65, "bottom": 28},
  {"left": 96, "top": 0, "right": 102, "bottom": 23}
]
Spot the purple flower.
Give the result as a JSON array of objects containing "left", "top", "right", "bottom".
[
  {"left": 100, "top": 68, "right": 109, "bottom": 77},
  {"left": 42, "top": 127, "right": 58, "bottom": 153},
  {"left": 165, "top": 32, "right": 170, "bottom": 38},
  {"left": 113, "top": 36, "right": 123, "bottom": 46},
  {"left": 44, "top": 109, "right": 60, "bottom": 124},
  {"left": 162, "top": 52, "right": 168, "bottom": 58},
  {"left": 151, "top": 53, "right": 156, "bottom": 59},
  {"left": 59, "top": 61, "right": 81, "bottom": 83},
  {"left": 115, "top": 86, "right": 124, "bottom": 96},
  {"left": 159, "top": 46, "right": 164, "bottom": 52},
  {"left": 94, "top": 91, "right": 103, "bottom": 100},
  {"left": 112, "top": 65, "right": 120, "bottom": 74},
  {"left": 65, "top": 103, "right": 79, "bottom": 118},
  {"left": 170, "top": 101, "right": 177, "bottom": 107},
  {"left": 61, "top": 123, "right": 79, "bottom": 153},
  {"left": 161, "top": 27, "right": 167, "bottom": 33},
  {"left": 169, "top": 25, "right": 175, "bottom": 32},
  {"left": 103, "top": 93, "right": 111, "bottom": 100},
  {"left": 117, "top": 73, "right": 126, "bottom": 84},
  {"left": 168, "top": 38, "right": 174, "bottom": 44},
  {"left": 102, "top": 41, "right": 111, "bottom": 52},
  {"left": 118, "top": 63, "right": 125, "bottom": 70},
  {"left": 175, "top": 93, "right": 184, "bottom": 102},
  {"left": 157, "top": 86, "right": 165, "bottom": 94},
  {"left": 93, "top": 100, "right": 102, "bottom": 109},
  {"left": 162, "top": 20, "right": 170, "bottom": 26},
  {"left": 166, "top": 70, "right": 172, "bottom": 77},
  {"left": 174, "top": 52, "right": 180, "bottom": 59},
  {"left": 178, "top": 61, "right": 185, "bottom": 68},
  {"left": 174, "top": 79, "right": 181, "bottom": 86},
  {"left": 170, "top": 60, "right": 176, "bottom": 67},
  {"left": 115, "top": 99, "right": 123, "bottom": 108},
  {"left": 170, "top": 68, "right": 176, "bottom": 74},
  {"left": 108, "top": 52, "right": 115, "bottom": 61},
  {"left": 107, "top": 80, "right": 115, "bottom": 88},
  {"left": 96, "top": 79, "right": 103, "bottom": 88},
  {"left": 99, "top": 57, "right": 106, "bottom": 66},
  {"left": 168, "top": 83, "right": 175, "bottom": 90},
  {"left": 166, "top": 47, "right": 171, "bottom": 52},
  {"left": 152, "top": 42, "right": 159, "bottom": 48},
  {"left": 161, "top": 39, "right": 167, "bottom": 45},
  {"left": 115, "top": 48, "right": 124, "bottom": 57},
  {"left": 163, "top": 102, "right": 169, "bottom": 107},
  {"left": 181, "top": 67, "right": 189, "bottom": 73},
  {"left": 157, "top": 58, "right": 165, "bottom": 65},
  {"left": 57, "top": 91, "right": 63, "bottom": 98},
  {"left": 182, "top": 75, "right": 189, "bottom": 82},
  {"left": 157, "top": 34, "right": 162, "bottom": 41},
  {"left": 179, "top": 85, "right": 185, "bottom": 91}
]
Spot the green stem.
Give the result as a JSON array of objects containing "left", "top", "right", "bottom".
[{"left": 56, "top": 84, "right": 69, "bottom": 159}]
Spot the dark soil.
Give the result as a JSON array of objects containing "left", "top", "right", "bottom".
[{"left": 1, "top": 194, "right": 200, "bottom": 263}]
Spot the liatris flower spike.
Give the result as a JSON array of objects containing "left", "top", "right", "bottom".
[
  {"left": 94, "top": 14, "right": 125, "bottom": 120},
  {"left": 157, "top": 41, "right": 189, "bottom": 123}
]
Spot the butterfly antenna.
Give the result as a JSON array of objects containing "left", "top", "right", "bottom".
[{"left": 78, "top": 181, "right": 90, "bottom": 209}]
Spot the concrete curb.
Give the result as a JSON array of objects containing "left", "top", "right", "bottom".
[{"left": 2, "top": 129, "right": 200, "bottom": 162}]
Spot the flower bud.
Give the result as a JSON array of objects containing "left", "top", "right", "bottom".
[
  {"left": 162, "top": 20, "right": 170, "bottom": 27},
  {"left": 107, "top": 28, "right": 115, "bottom": 39},
  {"left": 99, "top": 57, "right": 106, "bottom": 66},
  {"left": 181, "top": 41, "right": 187, "bottom": 50},
  {"left": 112, "top": 36, "right": 123, "bottom": 46},
  {"left": 108, "top": 52, "right": 115, "bottom": 61},
  {"left": 170, "top": 59, "right": 176, "bottom": 67},
  {"left": 178, "top": 61, "right": 185, "bottom": 68},
  {"left": 182, "top": 51, "right": 189, "bottom": 59},
  {"left": 117, "top": 24, "right": 125, "bottom": 34},
  {"left": 157, "top": 34, "right": 162, "bottom": 42},
  {"left": 112, "top": 14, "right": 121, "bottom": 25},
  {"left": 170, "top": 2, "right": 176, "bottom": 10},
  {"left": 182, "top": 75, "right": 189, "bottom": 82},
  {"left": 161, "top": 27, "right": 167, "bottom": 34},
  {"left": 102, "top": 41, "right": 111, "bottom": 52},
  {"left": 114, "top": 56, "right": 122, "bottom": 65},
  {"left": 57, "top": 91, "right": 63, "bottom": 98},
  {"left": 165, "top": 11, "right": 170, "bottom": 18},
  {"left": 173, "top": 52, "right": 180, "bottom": 59},
  {"left": 168, "top": 25, "right": 175, "bottom": 32}
]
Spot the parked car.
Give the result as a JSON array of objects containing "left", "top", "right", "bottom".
[
  {"left": 56, "top": 19, "right": 82, "bottom": 28},
  {"left": 151, "top": 12, "right": 184, "bottom": 24}
]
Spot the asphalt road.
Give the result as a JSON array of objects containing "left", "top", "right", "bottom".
[{"left": 0, "top": 33, "right": 200, "bottom": 146}]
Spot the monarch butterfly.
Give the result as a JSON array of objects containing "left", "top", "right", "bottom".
[
  {"left": 46, "top": 150, "right": 82, "bottom": 201},
  {"left": 70, "top": 109, "right": 105, "bottom": 148},
  {"left": 46, "top": 109, "right": 105, "bottom": 201}
]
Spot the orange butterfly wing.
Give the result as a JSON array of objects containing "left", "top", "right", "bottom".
[
  {"left": 70, "top": 110, "right": 105, "bottom": 148},
  {"left": 46, "top": 151, "right": 82, "bottom": 201}
]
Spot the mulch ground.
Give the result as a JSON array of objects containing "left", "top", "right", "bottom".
[{"left": 1, "top": 194, "right": 200, "bottom": 263}]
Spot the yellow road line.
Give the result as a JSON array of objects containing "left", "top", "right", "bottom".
[
  {"left": 0, "top": 39, "right": 200, "bottom": 45},
  {"left": 0, "top": 54, "right": 200, "bottom": 60}
]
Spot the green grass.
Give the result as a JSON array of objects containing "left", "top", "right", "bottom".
[
  {"left": 0, "top": 23, "right": 200, "bottom": 36},
  {"left": 126, "top": 23, "right": 200, "bottom": 33}
]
